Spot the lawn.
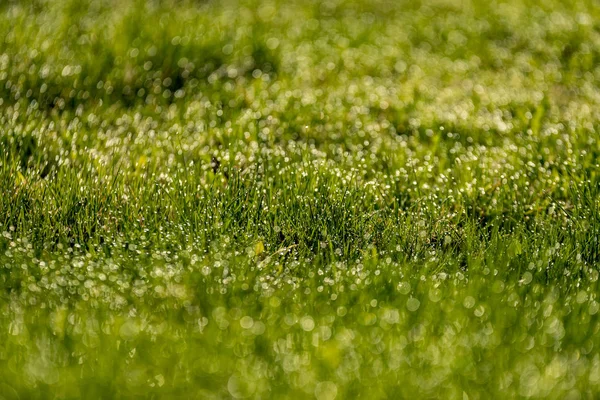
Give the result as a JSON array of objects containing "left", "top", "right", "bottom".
[{"left": 1, "top": 0, "right": 600, "bottom": 398}]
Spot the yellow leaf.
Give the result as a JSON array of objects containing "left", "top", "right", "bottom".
[
  {"left": 16, "top": 171, "right": 27, "bottom": 185},
  {"left": 255, "top": 241, "right": 264, "bottom": 256},
  {"left": 371, "top": 246, "right": 378, "bottom": 260},
  {"left": 137, "top": 155, "right": 147, "bottom": 168}
]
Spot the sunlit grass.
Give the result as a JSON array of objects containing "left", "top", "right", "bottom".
[{"left": 1, "top": 0, "right": 600, "bottom": 398}]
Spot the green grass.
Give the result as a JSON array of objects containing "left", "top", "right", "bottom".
[{"left": 1, "top": 0, "right": 600, "bottom": 398}]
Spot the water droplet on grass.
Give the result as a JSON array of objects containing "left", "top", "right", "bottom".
[
  {"left": 398, "top": 281, "right": 411, "bottom": 294},
  {"left": 315, "top": 381, "right": 338, "bottom": 400},
  {"left": 407, "top": 297, "right": 420, "bottom": 312},
  {"left": 463, "top": 296, "right": 475, "bottom": 309},
  {"left": 240, "top": 316, "right": 254, "bottom": 329},
  {"left": 228, "top": 374, "right": 256, "bottom": 399},
  {"left": 520, "top": 272, "right": 533, "bottom": 285},
  {"left": 301, "top": 316, "right": 315, "bottom": 331}
]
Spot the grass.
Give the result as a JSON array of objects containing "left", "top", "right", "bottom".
[{"left": 1, "top": 0, "right": 600, "bottom": 398}]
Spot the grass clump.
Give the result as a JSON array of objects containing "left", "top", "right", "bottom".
[{"left": 1, "top": 0, "right": 600, "bottom": 398}]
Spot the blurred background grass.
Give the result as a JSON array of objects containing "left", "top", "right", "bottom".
[{"left": 1, "top": 0, "right": 600, "bottom": 398}]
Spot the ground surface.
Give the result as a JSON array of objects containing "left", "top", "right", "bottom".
[{"left": 1, "top": 0, "right": 600, "bottom": 398}]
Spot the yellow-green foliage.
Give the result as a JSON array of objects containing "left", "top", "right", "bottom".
[{"left": 1, "top": 0, "right": 600, "bottom": 398}]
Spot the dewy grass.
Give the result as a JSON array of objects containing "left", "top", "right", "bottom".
[{"left": 1, "top": 0, "right": 600, "bottom": 398}]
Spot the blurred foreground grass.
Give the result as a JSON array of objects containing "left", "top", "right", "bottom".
[{"left": 1, "top": 0, "right": 600, "bottom": 398}]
